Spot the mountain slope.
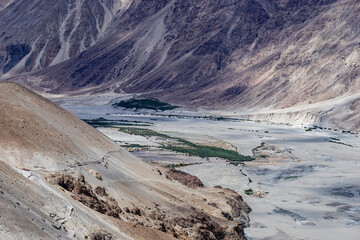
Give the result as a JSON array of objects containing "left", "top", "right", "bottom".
[
  {"left": 0, "top": 82, "right": 250, "bottom": 239},
  {"left": 0, "top": 81, "right": 118, "bottom": 170},
  {"left": 0, "top": 0, "right": 133, "bottom": 75},
  {"left": 1, "top": 0, "right": 360, "bottom": 130}
]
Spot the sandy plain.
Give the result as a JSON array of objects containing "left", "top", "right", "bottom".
[
  {"left": 53, "top": 94, "right": 360, "bottom": 240},
  {"left": 1, "top": 83, "right": 252, "bottom": 239}
]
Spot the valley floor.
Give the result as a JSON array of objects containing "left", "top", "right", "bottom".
[{"left": 53, "top": 94, "right": 360, "bottom": 240}]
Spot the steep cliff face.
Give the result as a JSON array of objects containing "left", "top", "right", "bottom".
[
  {"left": 1, "top": 0, "right": 360, "bottom": 129},
  {"left": 0, "top": 0, "right": 133, "bottom": 75},
  {"left": 0, "top": 0, "right": 14, "bottom": 10}
]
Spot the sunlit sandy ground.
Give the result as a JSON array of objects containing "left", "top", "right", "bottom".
[{"left": 54, "top": 95, "right": 360, "bottom": 240}]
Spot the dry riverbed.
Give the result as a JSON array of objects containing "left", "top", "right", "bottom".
[{"left": 53, "top": 95, "right": 360, "bottom": 240}]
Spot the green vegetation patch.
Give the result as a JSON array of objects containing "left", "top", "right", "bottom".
[
  {"left": 284, "top": 175, "right": 299, "bottom": 180},
  {"left": 164, "top": 163, "right": 200, "bottom": 169},
  {"left": 164, "top": 139, "right": 254, "bottom": 162},
  {"left": 329, "top": 139, "right": 353, "bottom": 147},
  {"left": 117, "top": 127, "right": 254, "bottom": 162},
  {"left": 120, "top": 144, "right": 151, "bottom": 148},
  {"left": 113, "top": 98, "right": 179, "bottom": 111},
  {"left": 244, "top": 189, "right": 253, "bottom": 196},
  {"left": 252, "top": 142, "right": 265, "bottom": 157},
  {"left": 118, "top": 127, "right": 171, "bottom": 138},
  {"left": 83, "top": 118, "right": 151, "bottom": 128}
]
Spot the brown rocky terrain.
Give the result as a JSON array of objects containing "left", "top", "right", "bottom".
[
  {"left": 0, "top": 82, "right": 250, "bottom": 239},
  {"left": 0, "top": 0, "right": 132, "bottom": 75},
  {"left": 1, "top": 0, "right": 359, "bottom": 130},
  {"left": 165, "top": 169, "right": 205, "bottom": 188}
]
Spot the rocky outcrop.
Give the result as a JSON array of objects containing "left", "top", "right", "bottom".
[
  {"left": 48, "top": 173, "right": 122, "bottom": 218},
  {"left": 165, "top": 169, "right": 204, "bottom": 188},
  {"left": 48, "top": 172, "right": 250, "bottom": 240},
  {"left": 85, "top": 232, "right": 113, "bottom": 240}
]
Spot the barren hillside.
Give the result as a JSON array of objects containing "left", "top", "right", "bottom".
[
  {"left": 0, "top": 82, "right": 250, "bottom": 239},
  {"left": 1, "top": 0, "right": 360, "bottom": 130},
  {"left": 0, "top": 0, "right": 132, "bottom": 75}
]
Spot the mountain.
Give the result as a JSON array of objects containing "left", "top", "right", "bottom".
[
  {"left": 0, "top": 82, "right": 250, "bottom": 239},
  {"left": 0, "top": 0, "right": 132, "bottom": 75},
  {"left": 1, "top": 0, "right": 360, "bottom": 130}
]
